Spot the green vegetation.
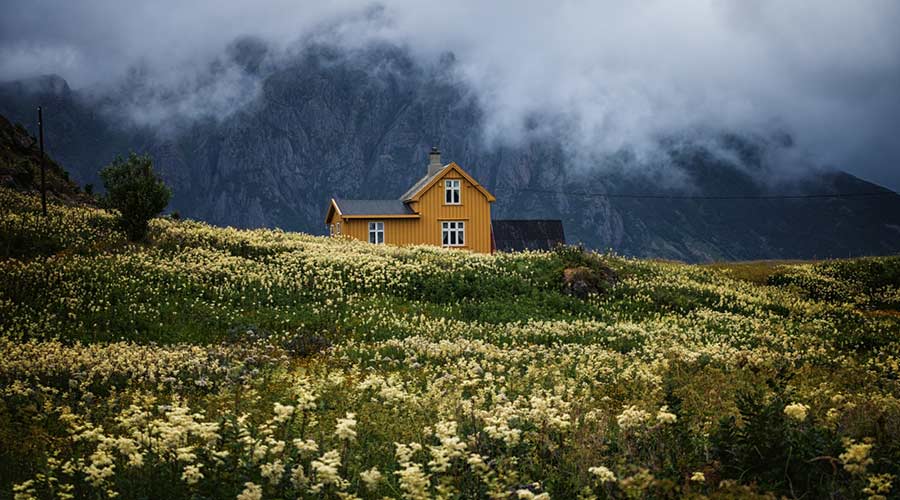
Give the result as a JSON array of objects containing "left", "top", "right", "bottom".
[
  {"left": 703, "top": 260, "right": 808, "bottom": 285},
  {"left": 1, "top": 187, "right": 899, "bottom": 499},
  {"left": 100, "top": 153, "right": 171, "bottom": 241},
  {"left": 0, "top": 114, "right": 91, "bottom": 205}
]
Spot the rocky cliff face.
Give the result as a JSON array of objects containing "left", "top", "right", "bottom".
[{"left": 2, "top": 45, "right": 899, "bottom": 262}]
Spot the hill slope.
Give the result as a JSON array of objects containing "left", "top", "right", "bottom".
[
  {"left": 1, "top": 189, "right": 899, "bottom": 498},
  {"left": 2, "top": 46, "right": 900, "bottom": 261},
  {"left": 0, "top": 112, "right": 89, "bottom": 203}
]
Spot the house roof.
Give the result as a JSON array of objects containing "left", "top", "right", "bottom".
[
  {"left": 492, "top": 220, "right": 566, "bottom": 252},
  {"left": 401, "top": 162, "right": 496, "bottom": 203},
  {"left": 327, "top": 198, "right": 419, "bottom": 222},
  {"left": 334, "top": 199, "right": 416, "bottom": 215},
  {"left": 326, "top": 161, "right": 496, "bottom": 223},
  {"left": 399, "top": 164, "right": 449, "bottom": 201}
]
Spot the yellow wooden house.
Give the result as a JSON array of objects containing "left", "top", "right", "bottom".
[{"left": 325, "top": 147, "right": 496, "bottom": 253}]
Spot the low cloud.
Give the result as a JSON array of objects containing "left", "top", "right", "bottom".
[{"left": 2, "top": 1, "right": 899, "bottom": 189}]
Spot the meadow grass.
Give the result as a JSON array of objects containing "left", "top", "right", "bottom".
[
  {"left": 1, "top": 187, "right": 899, "bottom": 499},
  {"left": 703, "top": 260, "right": 809, "bottom": 285}
]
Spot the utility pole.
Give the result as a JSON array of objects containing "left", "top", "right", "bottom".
[{"left": 38, "top": 106, "right": 47, "bottom": 216}]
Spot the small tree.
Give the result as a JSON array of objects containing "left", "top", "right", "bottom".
[{"left": 100, "top": 153, "right": 171, "bottom": 241}]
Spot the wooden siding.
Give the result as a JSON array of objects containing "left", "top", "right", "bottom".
[{"left": 327, "top": 166, "right": 494, "bottom": 253}]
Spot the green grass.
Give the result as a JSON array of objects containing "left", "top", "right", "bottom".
[
  {"left": 1, "top": 188, "right": 899, "bottom": 499},
  {"left": 703, "top": 259, "right": 810, "bottom": 285}
]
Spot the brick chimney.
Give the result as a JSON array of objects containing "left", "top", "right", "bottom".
[{"left": 428, "top": 146, "right": 443, "bottom": 176}]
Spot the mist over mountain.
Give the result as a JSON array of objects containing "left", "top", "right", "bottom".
[{"left": 2, "top": 42, "right": 899, "bottom": 262}]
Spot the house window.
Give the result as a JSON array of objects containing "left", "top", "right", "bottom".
[
  {"left": 441, "top": 221, "right": 465, "bottom": 247},
  {"left": 368, "top": 221, "right": 384, "bottom": 244},
  {"left": 444, "top": 179, "right": 461, "bottom": 204},
  {"left": 335, "top": 222, "right": 341, "bottom": 235},
  {"left": 329, "top": 224, "right": 335, "bottom": 236}
]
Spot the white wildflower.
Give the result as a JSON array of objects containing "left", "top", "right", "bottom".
[
  {"left": 311, "top": 449, "right": 346, "bottom": 491},
  {"left": 273, "top": 402, "right": 295, "bottom": 424},
  {"left": 176, "top": 446, "right": 197, "bottom": 463},
  {"left": 260, "top": 459, "right": 285, "bottom": 485},
  {"left": 840, "top": 439, "right": 874, "bottom": 475},
  {"left": 617, "top": 405, "right": 651, "bottom": 431},
  {"left": 84, "top": 449, "right": 115, "bottom": 487},
  {"left": 428, "top": 420, "right": 467, "bottom": 473},
  {"left": 293, "top": 438, "right": 319, "bottom": 455},
  {"left": 359, "top": 467, "right": 383, "bottom": 491},
  {"left": 395, "top": 462, "right": 430, "bottom": 500},
  {"left": 515, "top": 489, "right": 549, "bottom": 499},
  {"left": 12, "top": 480, "right": 37, "bottom": 500},
  {"left": 589, "top": 466, "right": 616, "bottom": 483},
  {"left": 863, "top": 473, "right": 894, "bottom": 499},
  {"left": 181, "top": 464, "right": 204, "bottom": 485},
  {"left": 656, "top": 405, "right": 677, "bottom": 424},
  {"left": 290, "top": 464, "right": 308, "bottom": 489},
  {"left": 334, "top": 412, "right": 357, "bottom": 442},
  {"left": 236, "top": 482, "right": 262, "bottom": 500},
  {"left": 784, "top": 402, "right": 809, "bottom": 422}
]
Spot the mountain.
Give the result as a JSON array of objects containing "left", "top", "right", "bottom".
[{"left": 2, "top": 45, "right": 899, "bottom": 262}]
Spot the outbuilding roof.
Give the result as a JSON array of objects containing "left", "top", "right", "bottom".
[{"left": 492, "top": 219, "right": 566, "bottom": 252}]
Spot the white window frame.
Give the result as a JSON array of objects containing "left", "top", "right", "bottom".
[
  {"left": 335, "top": 222, "right": 341, "bottom": 235},
  {"left": 368, "top": 221, "right": 384, "bottom": 245},
  {"left": 444, "top": 179, "right": 461, "bottom": 205},
  {"left": 441, "top": 221, "right": 465, "bottom": 247},
  {"left": 329, "top": 224, "right": 335, "bottom": 236}
]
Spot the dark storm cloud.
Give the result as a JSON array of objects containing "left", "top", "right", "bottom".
[{"left": 2, "top": 0, "right": 899, "bottom": 189}]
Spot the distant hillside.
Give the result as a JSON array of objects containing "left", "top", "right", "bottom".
[
  {"left": 2, "top": 46, "right": 900, "bottom": 261},
  {"left": 0, "top": 112, "right": 89, "bottom": 204}
]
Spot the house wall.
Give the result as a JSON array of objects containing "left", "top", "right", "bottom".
[
  {"left": 341, "top": 218, "right": 420, "bottom": 245},
  {"left": 333, "top": 168, "right": 493, "bottom": 253},
  {"left": 325, "top": 213, "right": 345, "bottom": 234}
]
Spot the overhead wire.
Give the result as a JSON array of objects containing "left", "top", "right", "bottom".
[{"left": 513, "top": 188, "right": 898, "bottom": 200}]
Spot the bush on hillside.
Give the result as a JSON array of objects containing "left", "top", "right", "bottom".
[{"left": 100, "top": 153, "right": 171, "bottom": 241}]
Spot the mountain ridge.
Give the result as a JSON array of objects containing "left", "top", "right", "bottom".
[{"left": 1, "top": 44, "right": 898, "bottom": 262}]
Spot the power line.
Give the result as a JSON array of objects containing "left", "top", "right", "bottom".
[{"left": 514, "top": 188, "right": 899, "bottom": 200}]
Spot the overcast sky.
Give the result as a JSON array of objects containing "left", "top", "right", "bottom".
[{"left": 2, "top": 0, "right": 899, "bottom": 190}]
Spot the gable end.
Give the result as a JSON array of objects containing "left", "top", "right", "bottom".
[{"left": 402, "top": 162, "right": 496, "bottom": 203}]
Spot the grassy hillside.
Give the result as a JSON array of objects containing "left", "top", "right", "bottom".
[
  {"left": 0, "top": 114, "right": 91, "bottom": 205},
  {"left": 1, "top": 187, "right": 899, "bottom": 499}
]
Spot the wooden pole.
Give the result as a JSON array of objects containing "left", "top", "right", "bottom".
[{"left": 38, "top": 106, "right": 47, "bottom": 216}]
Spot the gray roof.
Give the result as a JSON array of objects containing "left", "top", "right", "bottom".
[
  {"left": 333, "top": 199, "right": 416, "bottom": 216},
  {"left": 492, "top": 220, "right": 566, "bottom": 252},
  {"left": 400, "top": 164, "right": 449, "bottom": 201},
  {"left": 332, "top": 163, "right": 451, "bottom": 217}
]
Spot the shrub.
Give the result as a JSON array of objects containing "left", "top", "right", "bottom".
[
  {"left": 711, "top": 385, "right": 844, "bottom": 498},
  {"left": 100, "top": 153, "right": 171, "bottom": 241}
]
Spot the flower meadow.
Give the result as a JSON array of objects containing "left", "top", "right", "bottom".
[{"left": 1, "top": 188, "right": 899, "bottom": 499}]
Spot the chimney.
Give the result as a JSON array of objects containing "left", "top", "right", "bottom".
[{"left": 427, "top": 146, "right": 443, "bottom": 176}]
